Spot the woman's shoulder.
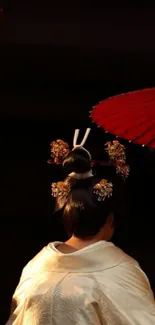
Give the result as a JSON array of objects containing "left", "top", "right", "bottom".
[{"left": 21, "top": 246, "right": 50, "bottom": 279}]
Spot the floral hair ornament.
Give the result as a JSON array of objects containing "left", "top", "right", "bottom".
[
  {"left": 51, "top": 177, "right": 76, "bottom": 212},
  {"left": 94, "top": 179, "right": 113, "bottom": 201},
  {"left": 105, "top": 140, "right": 130, "bottom": 179},
  {"left": 48, "top": 128, "right": 91, "bottom": 165},
  {"left": 49, "top": 139, "right": 70, "bottom": 164}
]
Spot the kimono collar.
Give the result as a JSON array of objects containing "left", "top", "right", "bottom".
[{"left": 30, "top": 241, "right": 133, "bottom": 274}]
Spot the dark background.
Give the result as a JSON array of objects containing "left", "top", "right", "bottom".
[{"left": 0, "top": 1, "right": 155, "bottom": 323}]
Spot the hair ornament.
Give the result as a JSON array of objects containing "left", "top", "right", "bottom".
[
  {"left": 94, "top": 179, "right": 113, "bottom": 201},
  {"left": 51, "top": 180, "right": 71, "bottom": 198},
  {"left": 105, "top": 140, "right": 130, "bottom": 178},
  {"left": 71, "top": 201, "right": 84, "bottom": 211},
  {"left": 115, "top": 160, "right": 130, "bottom": 178},
  {"left": 50, "top": 139, "right": 70, "bottom": 164},
  {"left": 49, "top": 128, "right": 91, "bottom": 165},
  {"left": 72, "top": 128, "right": 91, "bottom": 160},
  {"left": 51, "top": 177, "right": 76, "bottom": 212}
]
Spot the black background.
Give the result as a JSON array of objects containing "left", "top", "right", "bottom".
[{"left": 0, "top": 1, "right": 155, "bottom": 323}]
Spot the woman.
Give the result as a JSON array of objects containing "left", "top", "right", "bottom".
[{"left": 6, "top": 129, "right": 155, "bottom": 324}]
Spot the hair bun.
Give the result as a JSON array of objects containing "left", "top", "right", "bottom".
[{"left": 63, "top": 148, "right": 91, "bottom": 174}]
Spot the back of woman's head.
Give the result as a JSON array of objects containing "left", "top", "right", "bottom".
[
  {"left": 51, "top": 131, "right": 129, "bottom": 239},
  {"left": 53, "top": 147, "right": 114, "bottom": 238},
  {"left": 63, "top": 177, "right": 114, "bottom": 238},
  {"left": 63, "top": 148, "right": 91, "bottom": 174}
]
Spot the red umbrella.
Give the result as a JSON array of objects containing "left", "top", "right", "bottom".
[{"left": 91, "top": 87, "right": 155, "bottom": 148}]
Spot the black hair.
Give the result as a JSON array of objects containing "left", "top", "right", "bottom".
[
  {"left": 63, "top": 147, "right": 91, "bottom": 174},
  {"left": 63, "top": 177, "right": 114, "bottom": 238},
  {"left": 60, "top": 148, "right": 114, "bottom": 238}
]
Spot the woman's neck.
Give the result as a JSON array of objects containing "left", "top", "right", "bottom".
[{"left": 65, "top": 235, "right": 103, "bottom": 251}]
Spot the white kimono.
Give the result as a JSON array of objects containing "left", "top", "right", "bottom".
[{"left": 6, "top": 241, "right": 155, "bottom": 325}]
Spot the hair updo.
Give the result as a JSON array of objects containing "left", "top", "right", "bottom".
[
  {"left": 51, "top": 133, "right": 128, "bottom": 239},
  {"left": 63, "top": 148, "right": 91, "bottom": 174},
  {"left": 56, "top": 148, "right": 114, "bottom": 239},
  {"left": 63, "top": 176, "right": 114, "bottom": 238}
]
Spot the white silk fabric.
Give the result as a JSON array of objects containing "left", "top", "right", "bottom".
[{"left": 6, "top": 241, "right": 155, "bottom": 325}]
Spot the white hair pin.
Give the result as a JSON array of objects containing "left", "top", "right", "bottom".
[{"left": 73, "top": 128, "right": 91, "bottom": 159}]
